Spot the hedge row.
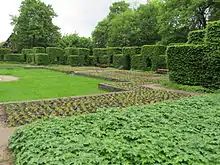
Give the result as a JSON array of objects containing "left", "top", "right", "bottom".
[
  {"left": 187, "top": 30, "right": 205, "bottom": 44},
  {"left": 4, "top": 54, "right": 25, "bottom": 62},
  {"left": 0, "top": 48, "right": 11, "bottom": 61}
]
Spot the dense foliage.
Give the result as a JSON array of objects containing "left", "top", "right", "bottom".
[{"left": 9, "top": 93, "right": 220, "bottom": 164}]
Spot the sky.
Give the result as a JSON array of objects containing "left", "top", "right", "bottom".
[{"left": 0, "top": 0, "right": 146, "bottom": 42}]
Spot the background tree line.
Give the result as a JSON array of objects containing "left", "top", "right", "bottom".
[{"left": 5, "top": 0, "right": 220, "bottom": 51}]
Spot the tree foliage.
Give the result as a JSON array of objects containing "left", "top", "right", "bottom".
[{"left": 10, "top": 0, "right": 61, "bottom": 51}]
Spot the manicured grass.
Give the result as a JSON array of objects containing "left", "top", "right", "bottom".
[{"left": 0, "top": 68, "right": 108, "bottom": 102}]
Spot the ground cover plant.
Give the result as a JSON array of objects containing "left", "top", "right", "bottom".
[
  {"left": 9, "top": 93, "right": 220, "bottom": 164},
  {"left": 0, "top": 68, "right": 108, "bottom": 102}
]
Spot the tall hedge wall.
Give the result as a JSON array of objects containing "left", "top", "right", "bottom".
[
  {"left": 64, "top": 47, "right": 78, "bottom": 56},
  {"left": 131, "top": 55, "right": 143, "bottom": 70},
  {"left": 113, "top": 54, "right": 124, "bottom": 68},
  {"left": 151, "top": 55, "right": 167, "bottom": 71},
  {"left": 46, "top": 47, "right": 65, "bottom": 64},
  {"left": 107, "top": 47, "right": 122, "bottom": 64},
  {"left": 26, "top": 53, "right": 35, "bottom": 64},
  {"left": 187, "top": 30, "right": 205, "bottom": 44},
  {"left": 67, "top": 55, "right": 84, "bottom": 66},
  {"left": 4, "top": 54, "right": 25, "bottom": 62},
  {"left": 141, "top": 45, "right": 167, "bottom": 70},
  {"left": 205, "top": 21, "right": 220, "bottom": 46},
  {"left": 0, "top": 48, "right": 11, "bottom": 61},
  {"left": 122, "top": 47, "right": 141, "bottom": 70},
  {"left": 35, "top": 53, "right": 49, "bottom": 65},
  {"left": 33, "top": 47, "right": 45, "bottom": 53}
]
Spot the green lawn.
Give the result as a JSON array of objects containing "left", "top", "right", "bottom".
[{"left": 0, "top": 68, "right": 108, "bottom": 102}]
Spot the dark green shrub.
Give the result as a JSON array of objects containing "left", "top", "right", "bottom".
[
  {"left": 187, "top": 30, "right": 205, "bottom": 44},
  {"left": 205, "top": 21, "right": 220, "bottom": 45},
  {"left": 4, "top": 54, "right": 25, "bottom": 62},
  {"left": 35, "top": 53, "right": 49, "bottom": 65},
  {"left": 113, "top": 54, "right": 124, "bottom": 68},
  {"left": 167, "top": 44, "right": 206, "bottom": 85},
  {"left": 141, "top": 45, "right": 167, "bottom": 70},
  {"left": 0, "top": 48, "right": 11, "bottom": 61},
  {"left": 99, "top": 55, "right": 109, "bottom": 64},
  {"left": 151, "top": 55, "right": 167, "bottom": 71},
  {"left": 78, "top": 48, "right": 90, "bottom": 66},
  {"left": 122, "top": 47, "right": 141, "bottom": 70},
  {"left": 46, "top": 47, "right": 65, "bottom": 64},
  {"left": 64, "top": 47, "right": 78, "bottom": 56},
  {"left": 33, "top": 47, "right": 45, "bottom": 53},
  {"left": 67, "top": 55, "right": 84, "bottom": 66},
  {"left": 107, "top": 47, "right": 122, "bottom": 64},
  {"left": 131, "top": 55, "right": 143, "bottom": 70},
  {"left": 21, "top": 49, "right": 34, "bottom": 61},
  {"left": 93, "top": 48, "right": 108, "bottom": 57},
  {"left": 88, "top": 56, "right": 98, "bottom": 66},
  {"left": 26, "top": 53, "right": 35, "bottom": 64}
]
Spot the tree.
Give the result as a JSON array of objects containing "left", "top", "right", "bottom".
[{"left": 11, "top": 0, "right": 61, "bottom": 51}]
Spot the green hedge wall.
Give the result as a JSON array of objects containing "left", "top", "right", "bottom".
[
  {"left": 64, "top": 47, "right": 78, "bottom": 56},
  {"left": 151, "top": 55, "right": 167, "bottom": 71},
  {"left": 187, "top": 30, "right": 205, "bottom": 44},
  {"left": 21, "top": 49, "right": 34, "bottom": 61},
  {"left": 0, "top": 48, "right": 11, "bottom": 61},
  {"left": 205, "top": 21, "right": 220, "bottom": 46},
  {"left": 113, "top": 54, "right": 124, "bottom": 68},
  {"left": 78, "top": 48, "right": 90, "bottom": 66},
  {"left": 4, "top": 54, "right": 25, "bottom": 62},
  {"left": 93, "top": 48, "right": 108, "bottom": 57},
  {"left": 67, "top": 55, "right": 84, "bottom": 66},
  {"left": 141, "top": 45, "right": 167, "bottom": 70},
  {"left": 107, "top": 47, "right": 122, "bottom": 64},
  {"left": 35, "top": 53, "right": 49, "bottom": 65},
  {"left": 33, "top": 47, "right": 45, "bottom": 53},
  {"left": 46, "top": 47, "right": 65, "bottom": 64},
  {"left": 99, "top": 55, "right": 109, "bottom": 64},
  {"left": 122, "top": 47, "right": 141, "bottom": 70},
  {"left": 26, "top": 53, "right": 35, "bottom": 64},
  {"left": 131, "top": 55, "right": 143, "bottom": 70},
  {"left": 88, "top": 56, "right": 98, "bottom": 66},
  {"left": 167, "top": 44, "right": 206, "bottom": 85}
]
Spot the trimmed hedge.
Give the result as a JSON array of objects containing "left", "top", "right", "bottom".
[
  {"left": 167, "top": 44, "right": 206, "bottom": 85},
  {"left": 113, "top": 54, "right": 124, "bottom": 68},
  {"left": 151, "top": 55, "right": 167, "bottom": 71},
  {"left": 122, "top": 47, "right": 141, "bottom": 70},
  {"left": 35, "top": 53, "right": 49, "bottom": 65},
  {"left": 64, "top": 47, "right": 78, "bottom": 56},
  {"left": 107, "top": 47, "right": 123, "bottom": 64},
  {"left": 205, "top": 21, "right": 220, "bottom": 45},
  {"left": 33, "top": 47, "right": 45, "bottom": 53},
  {"left": 93, "top": 48, "right": 108, "bottom": 57},
  {"left": 0, "top": 48, "right": 11, "bottom": 60},
  {"left": 67, "top": 55, "right": 84, "bottom": 66},
  {"left": 88, "top": 56, "right": 98, "bottom": 66},
  {"left": 187, "top": 30, "right": 205, "bottom": 44},
  {"left": 99, "top": 55, "right": 108, "bottom": 64},
  {"left": 4, "top": 54, "right": 25, "bottom": 62},
  {"left": 26, "top": 53, "right": 35, "bottom": 64},
  {"left": 46, "top": 47, "right": 65, "bottom": 64},
  {"left": 78, "top": 48, "right": 90, "bottom": 66},
  {"left": 141, "top": 45, "right": 167, "bottom": 70},
  {"left": 21, "top": 49, "right": 34, "bottom": 61},
  {"left": 131, "top": 55, "right": 143, "bottom": 70}
]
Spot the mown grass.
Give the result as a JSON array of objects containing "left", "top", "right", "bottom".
[{"left": 0, "top": 68, "right": 108, "bottom": 102}]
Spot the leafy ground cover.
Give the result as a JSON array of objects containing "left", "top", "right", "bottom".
[
  {"left": 0, "top": 68, "right": 108, "bottom": 102},
  {"left": 9, "top": 93, "right": 220, "bottom": 165}
]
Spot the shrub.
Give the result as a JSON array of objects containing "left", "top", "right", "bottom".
[
  {"left": 122, "top": 47, "right": 141, "bottom": 70},
  {"left": 141, "top": 45, "right": 166, "bottom": 70},
  {"left": 0, "top": 48, "right": 11, "bottom": 61},
  {"left": 107, "top": 47, "right": 123, "bottom": 64},
  {"left": 187, "top": 30, "right": 205, "bottom": 44},
  {"left": 88, "top": 56, "right": 98, "bottom": 66},
  {"left": 21, "top": 49, "right": 34, "bottom": 61},
  {"left": 33, "top": 47, "right": 45, "bottom": 53},
  {"left": 93, "top": 48, "right": 108, "bottom": 57},
  {"left": 99, "top": 55, "right": 109, "bottom": 64},
  {"left": 131, "top": 55, "right": 144, "bottom": 70},
  {"left": 205, "top": 21, "right": 220, "bottom": 46},
  {"left": 35, "top": 53, "right": 49, "bottom": 65},
  {"left": 4, "top": 54, "right": 25, "bottom": 62},
  {"left": 46, "top": 47, "right": 65, "bottom": 64},
  {"left": 151, "top": 55, "right": 167, "bottom": 71},
  {"left": 67, "top": 55, "right": 84, "bottom": 66},
  {"left": 64, "top": 47, "right": 78, "bottom": 56},
  {"left": 113, "top": 54, "right": 124, "bottom": 68},
  {"left": 167, "top": 44, "right": 206, "bottom": 85},
  {"left": 78, "top": 48, "right": 90, "bottom": 66},
  {"left": 26, "top": 53, "right": 35, "bottom": 64}
]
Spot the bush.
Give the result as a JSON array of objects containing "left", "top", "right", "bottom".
[
  {"left": 167, "top": 44, "right": 206, "bottom": 86},
  {"left": 113, "top": 54, "right": 124, "bottom": 68},
  {"left": 35, "top": 53, "right": 49, "bottom": 65},
  {"left": 78, "top": 48, "right": 90, "bottom": 66},
  {"left": 26, "top": 53, "right": 35, "bottom": 64},
  {"left": 46, "top": 47, "right": 65, "bottom": 64},
  {"left": 99, "top": 55, "right": 109, "bottom": 64},
  {"left": 131, "top": 55, "right": 143, "bottom": 70},
  {"left": 21, "top": 49, "right": 34, "bottom": 61},
  {"left": 67, "top": 55, "right": 84, "bottom": 66},
  {"left": 0, "top": 48, "right": 11, "bottom": 61},
  {"left": 64, "top": 47, "right": 78, "bottom": 56},
  {"left": 141, "top": 45, "right": 167, "bottom": 70},
  {"left": 187, "top": 30, "right": 205, "bottom": 44},
  {"left": 107, "top": 47, "right": 123, "bottom": 64},
  {"left": 122, "top": 47, "right": 141, "bottom": 70},
  {"left": 205, "top": 21, "right": 220, "bottom": 45},
  {"left": 88, "top": 56, "right": 98, "bottom": 66},
  {"left": 93, "top": 48, "right": 108, "bottom": 57},
  {"left": 33, "top": 47, "right": 45, "bottom": 53},
  {"left": 4, "top": 54, "right": 25, "bottom": 62},
  {"left": 151, "top": 55, "right": 167, "bottom": 71}
]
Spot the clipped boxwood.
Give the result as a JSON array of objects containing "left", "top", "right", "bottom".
[
  {"left": 187, "top": 30, "right": 205, "bottom": 44},
  {"left": 151, "top": 55, "right": 167, "bottom": 71},
  {"left": 35, "top": 53, "right": 49, "bottom": 65},
  {"left": 141, "top": 45, "right": 167, "bottom": 70},
  {"left": 4, "top": 54, "right": 25, "bottom": 62},
  {"left": 113, "top": 54, "right": 124, "bottom": 69},
  {"left": 67, "top": 55, "right": 84, "bottom": 66},
  {"left": 0, "top": 48, "right": 11, "bottom": 61},
  {"left": 167, "top": 44, "right": 206, "bottom": 85},
  {"left": 33, "top": 47, "right": 45, "bottom": 53},
  {"left": 26, "top": 53, "right": 35, "bottom": 64},
  {"left": 131, "top": 55, "right": 143, "bottom": 70},
  {"left": 46, "top": 47, "right": 65, "bottom": 64}
]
